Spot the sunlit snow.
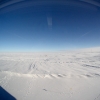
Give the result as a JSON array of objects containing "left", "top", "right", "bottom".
[{"left": 0, "top": 48, "right": 100, "bottom": 100}]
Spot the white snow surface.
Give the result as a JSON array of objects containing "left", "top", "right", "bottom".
[{"left": 0, "top": 49, "right": 100, "bottom": 100}]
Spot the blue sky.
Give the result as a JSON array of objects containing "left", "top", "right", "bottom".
[{"left": 0, "top": 1, "right": 100, "bottom": 52}]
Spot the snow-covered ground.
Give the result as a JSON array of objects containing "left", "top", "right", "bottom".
[{"left": 0, "top": 48, "right": 100, "bottom": 100}]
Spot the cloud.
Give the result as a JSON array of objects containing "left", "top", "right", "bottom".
[{"left": 80, "top": 32, "right": 90, "bottom": 38}]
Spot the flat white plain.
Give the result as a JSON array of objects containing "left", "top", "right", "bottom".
[{"left": 0, "top": 48, "right": 100, "bottom": 100}]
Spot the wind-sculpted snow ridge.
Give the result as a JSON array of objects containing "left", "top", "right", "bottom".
[
  {"left": 0, "top": 71, "right": 67, "bottom": 78},
  {"left": 0, "top": 70, "right": 69, "bottom": 78},
  {"left": 0, "top": 70, "right": 100, "bottom": 79}
]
